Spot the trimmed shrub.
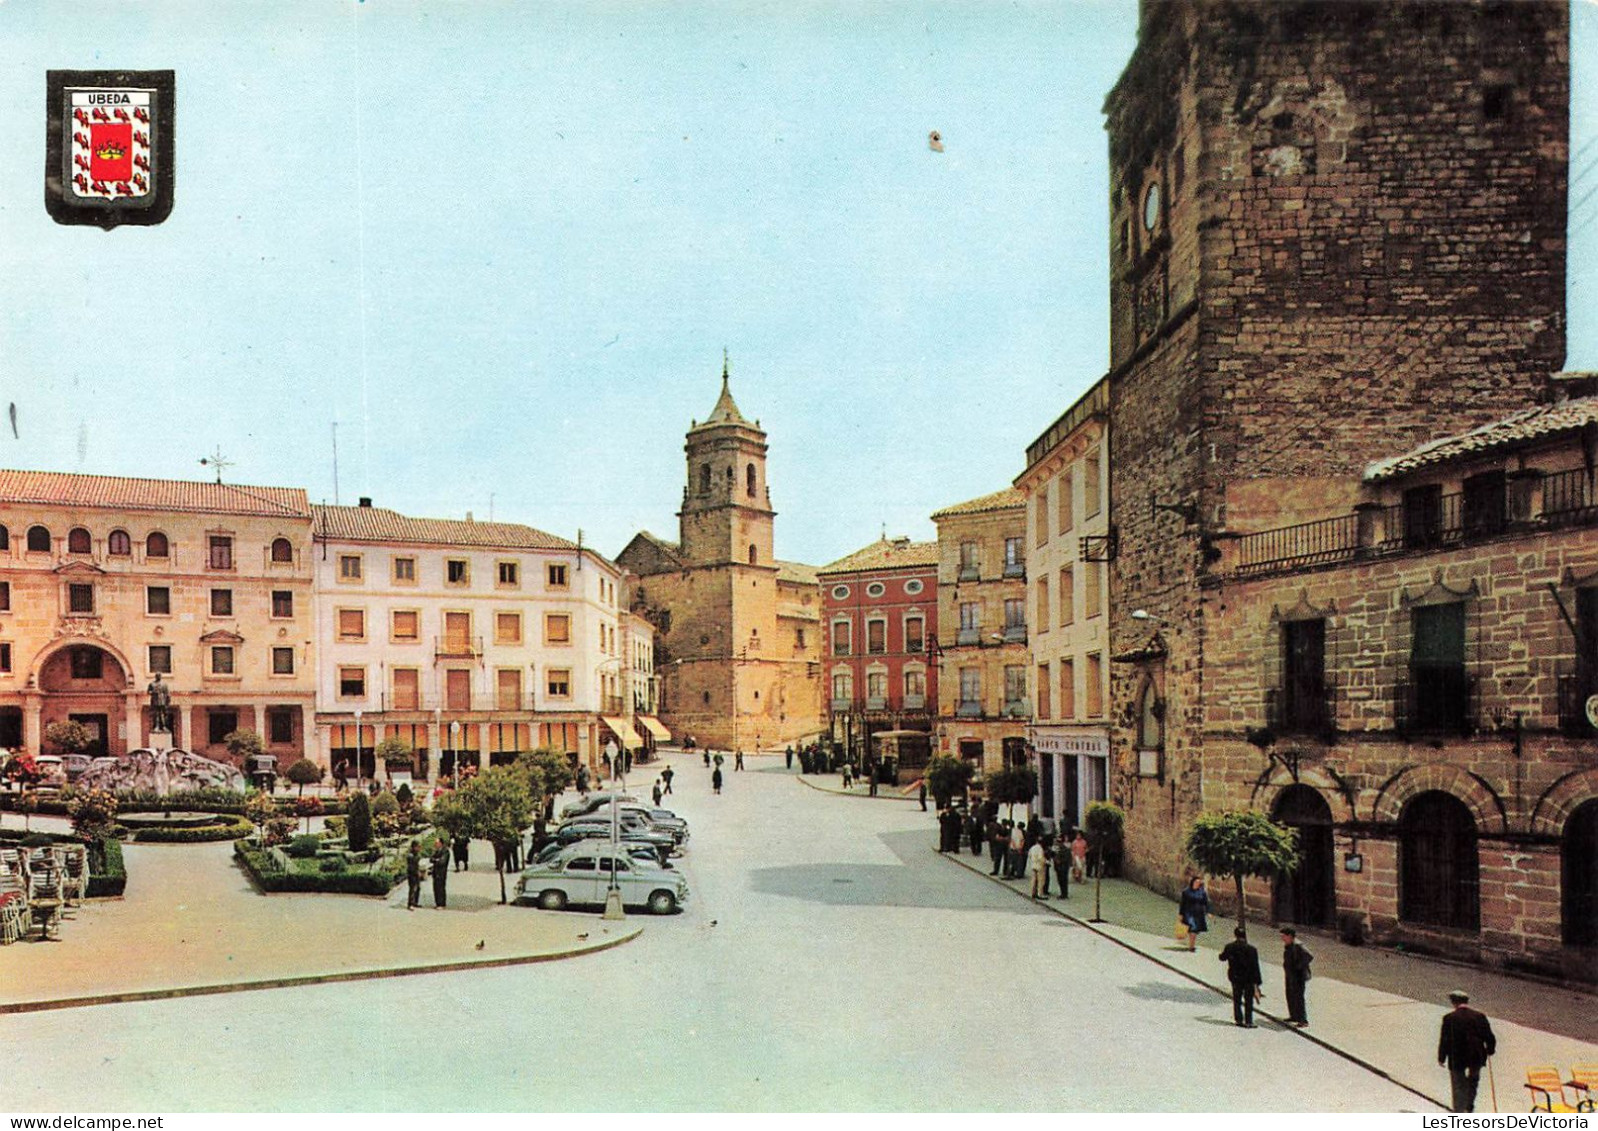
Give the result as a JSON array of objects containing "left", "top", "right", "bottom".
[
  {"left": 234, "top": 840, "right": 401, "bottom": 896},
  {"left": 318, "top": 856, "right": 347, "bottom": 874},
  {"left": 286, "top": 833, "right": 322, "bottom": 858},
  {"left": 131, "top": 816, "right": 254, "bottom": 843},
  {"left": 347, "top": 792, "right": 372, "bottom": 853},
  {"left": 324, "top": 815, "right": 347, "bottom": 838}
]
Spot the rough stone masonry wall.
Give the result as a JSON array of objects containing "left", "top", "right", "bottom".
[
  {"left": 1201, "top": 527, "right": 1598, "bottom": 977},
  {"left": 1193, "top": 0, "right": 1568, "bottom": 515}
]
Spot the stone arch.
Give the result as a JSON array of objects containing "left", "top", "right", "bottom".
[
  {"left": 1370, "top": 762, "right": 1506, "bottom": 833},
  {"left": 1249, "top": 764, "right": 1356, "bottom": 825},
  {"left": 1530, "top": 768, "right": 1598, "bottom": 837},
  {"left": 30, "top": 635, "right": 138, "bottom": 689}
]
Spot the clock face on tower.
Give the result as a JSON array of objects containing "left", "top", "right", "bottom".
[{"left": 1143, "top": 181, "right": 1161, "bottom": 232}]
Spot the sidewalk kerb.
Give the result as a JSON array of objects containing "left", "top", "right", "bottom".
[
  {"left": 793, "top": 774, "right": 920, "bottom": 802},
  {"left": 936, "top": 846, "right": 1449, "bottom": 1112},
  {"left": 0, "top": 925, "right": 645, "bottom": 1016}
]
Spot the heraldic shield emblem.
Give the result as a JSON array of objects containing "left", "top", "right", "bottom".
[{"left": 46, "top": 70, "right": 174, "bottom": 228}]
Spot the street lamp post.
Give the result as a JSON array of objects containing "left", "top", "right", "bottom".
[
  {"left": 353, "top": 709, "right": 363, "bottom": 790},
  {"left": 602, "top": 735, "right": 625, "bottom": 920},
  {"left": 449, "top": 720, "right": 460, "bottom": 782}
]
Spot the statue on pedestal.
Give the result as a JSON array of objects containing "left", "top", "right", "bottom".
[{"left": 147, "top": 672, "right": 172, "bottom": 734}]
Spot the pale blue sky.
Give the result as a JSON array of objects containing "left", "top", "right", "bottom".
[{"left": 3, "top": 2, "right": 1597, "bottom": 568}]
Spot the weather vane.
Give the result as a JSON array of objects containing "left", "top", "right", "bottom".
[{"left": 199, "top": 446, "right": 233, "bottom": 484}]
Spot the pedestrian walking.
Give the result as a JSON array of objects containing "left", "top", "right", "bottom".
[
  {"left": 1052, "top": 835, "right": 1072, "bottom": 899},
  {"left": 452, "top": 834, "right": 470, "bottom": 873},
  {"left": 841, "top": 762, "right": 853, "bottom": 790},
  {"left": 919, "top": 781, "right": 928, "bottom": 812},
  {"left": 1218, "top": 928, "right": 1263, "bottom": 1027},
  {"left": 405, "top": 841, "right": 423, "bottom": 911},
  {"left": 430, "top": 840, "right": 450, "bottom": 909},
  {"left": 988, "top": 818, "right": 1007, "bottom": 875},
  {"left": 711, "top": 766, "right": 723, "bottom": 795},
  {"left": 703, "top": 747, "right": 711, "bottom": 767},
  {"left": 1071, "top": 829, "right": 1089, "bottom": 882},
  {"left": 652, "top": 779, "right": 663, "bottom": 807},
  {"left": 1438, "top": 991, "right": 1496, "bottom": 1113},
  {"left": 785, "top": 745, "right": 794, "bottom": 770},
  {"left": 967, "top": 810, "right": 984, "bottom": 856},
  {"left": 1027, "top": 837, "right": 1050, "bottom": 899},
  {"left": 735, "top": 749, "right": 745, "bottom": 771},
  {"left": 661, "top": 765, "right": 674, "bottom": 795},
  {"left": 1280, "top": 927, "right": 1313, "bottom": 1026},
  {"left": 1178, "top": 875, "right": 1211, "bottom": 952},
  {"left": 1007, "top": 820, "right": 1026, "bottom": 880}
]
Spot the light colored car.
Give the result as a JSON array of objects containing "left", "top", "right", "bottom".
[{"left": 515, "top": 845, "right": 689, "bottom": 915}]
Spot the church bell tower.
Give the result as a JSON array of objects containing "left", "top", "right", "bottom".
[{"left": 679, "top": 355, "right": 776, "bottom": 569}]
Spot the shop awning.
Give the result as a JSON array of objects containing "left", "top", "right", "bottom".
[
  {"left": 600, "top": 716, "right": 646, "bottom": 750},
  {"left": 638, "top": 715, "right": 671, "bottom": 742}
]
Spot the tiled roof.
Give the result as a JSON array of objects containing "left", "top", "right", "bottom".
[
  {"left": 313, "top": 505, "right": 576, "bottom": 550},
  {"left": 930, "top": 486, "right": 1026, "bottom": 520},
  {"left": 817, "top": 537, "right": 939, "bottom": 575},
  {"left": 0, "top": 469, "right": 309, "bottom": 517},
  {"left": 1364, "top": 396, "right": 1598, "bottom": 482},
  {"left": 776, "top": 559, "right": 819, "bottom": 587}
]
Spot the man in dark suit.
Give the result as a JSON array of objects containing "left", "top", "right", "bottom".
[
  {"left": 430, "top": 840, "right": 450, "bottom": 909},
  {"left": 1280, "top": 927, "right": 1313, "bottom": 1026},
  {"left": 1438, "top": 990, "right": 1496, "bottom": 1112},
  {"left": 1218, "top": 928, "right": 1263, "bottom": 1027}
]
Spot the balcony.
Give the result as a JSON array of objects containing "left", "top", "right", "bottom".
[
  {"left": 602, "top": 694, "right": 625, "bottom": 715},
  {"left": 866, "top": 696, "right": 888, "bottom": 711},
  {"left": 956, "top": 699, "right": 984, "bottom": 719},
  {"left": 376, "top": 692, "right": 539, "bottom": 713},
  {"left": 830, "top": 697, "right": 854, "bottom": 713},
  {"left": 958, "top": 565, "right": 981, "bottom": 582},
  {"left": 1557, "top": 670, "right": 1598, "bottom": 737},
  {"left": 1002, "top": 625, "right": 1028, "bottom": 644},
  {"left": 902, "top": 693, "right": 926, "bottom": 710},
  {"left": 1264, "top": 686, "right": 1334, "bottom": 737},
  {"left": 1002, "top": 561, "right": 1026, "bottom": 579},
  {"left": 1002, "top": 698, "right": 1031, "bottom": 718},
  {"left": 956, "top": 628, "right": 981, "bottom": 646},
  {"left": 434, "top": 635, "right": 483, "bottom": 660},
  {"left": 1394, "top": 670, "right": 1476, "bottom": 738}
]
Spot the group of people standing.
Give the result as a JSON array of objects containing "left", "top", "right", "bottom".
[{"left": 404, "top": 839, "right": 452, "bottom": 911}]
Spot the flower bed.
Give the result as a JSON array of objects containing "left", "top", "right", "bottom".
[
  {"left": 233, "top": 839, "right": 407, "bottom": 896},
  {"left": 131, "top": 815, "right": 254, "bottom": 843}
]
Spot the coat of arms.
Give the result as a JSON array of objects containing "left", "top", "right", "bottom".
[{"left": 46, "top": 70, "right": 174, "bottom": 228}]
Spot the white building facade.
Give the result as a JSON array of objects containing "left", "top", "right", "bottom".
[
  {"left": 310, "top": 501, "right": 636, "bottom": 780},
  {"left": 1015, "top": 377, "right": 1112, "bottom": 832}
]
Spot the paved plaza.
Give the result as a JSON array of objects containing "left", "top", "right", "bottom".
[{"left": 1, "top": 752, "right": 1592, "bottom": 1112}]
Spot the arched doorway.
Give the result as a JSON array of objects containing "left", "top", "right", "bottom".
[
  {"left": 38, "top": 643, "right": 128, "bottom": 758},
  {"left": 1562, "top": 799, "right": 1598, "bottom": 948},
  {"left": 1400, "top": 791, "right": 1480, "bottom": 931},
  {"left": 1272, "top": 783, "right": 1335, "bottom": 927}
]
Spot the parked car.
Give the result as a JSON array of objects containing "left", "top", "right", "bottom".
[
  {"left": 552, "top": 819, "right": 675, "bottom": 862},
  {"left": 515, "top": 846, "right": 688, "bottom": 914},
  {"left": 560, "top": 791, "right": 639, "bottom": 820},
  {"left": 534, "top": 837, "right": 670, "bottom": 868},
  {"left": 61, "top": 753, "right": 94, "bottom": 781},
  {"left": 562, "top": 796, "right": 688, "bottom": 842}
]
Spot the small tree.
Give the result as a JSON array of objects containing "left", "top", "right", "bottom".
[
  {"left": 1084, "top": 801, "right": 1125, "bottom": 923},
  {"left": 346, "top": 791, "right": 373, "bottom": 853},
  {"left": 987, "top": 764, "right": 1038, "bottom": 819},
  {"left": 284, "top": 758, "right": 324, "bottom": 798},
  {"left": 244, "top": 790, "right": 277, "bottom": 842},
  {"left": 374, "top": 737, "right": 414, "bottom": 772},
  {"left": 3, "top": 751, "right": 41, "bottom": 787},
  {"left": 1184, "top": 809, "right": 1301, "bottom": 932},
  {"left": 518, "top": 747, "right": 575, "bottom": 799},
  {"left": 224, "top": 729, "right": 265, "bottom": 764},
  {"left": 67, "top": 788, "right": 120, "bottom": 842},
  {"left": 924, "top": 754, "right": 975, "bottom": 810},
  {"left": 44, "top": 720, "right": 94, "bottom": 758},
  {"left": 453, "top": 766, "right": 533, "bottom": 904}
]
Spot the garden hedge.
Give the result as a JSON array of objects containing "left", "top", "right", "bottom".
[
  {"left": 233, "top": 840, "right": 404, "bottom": 896},
  {"left": 0, "top": 828, "right": 126, "bottom": 897},
  {"left": 130, "top": 816, "right": 254, "bottom": 843}
]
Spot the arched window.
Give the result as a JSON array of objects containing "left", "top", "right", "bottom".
[
  {"left": 748, "top": 544, "right": 757, "bottom": 565},
  {"left": 108, "top": 530, "right": 132, "bottom": 556},
  {"left": 1399, "top": 791, "right": 1480, "bottom": 930},
  {"left": 1563, "top": 799, "right": 1598, "bottom": 947},
  {"left": 270, "top": 537, "right": 293, "bottom": 563},
  {"left": 67, "top": 528, "right": 92, "bottom": 554},
  {"left": 146, "top": 532, "right": 170, "bottom": 558},
  {"left": 746, "top": 464, "right": 756, "bottom": 498},
  {"left": 1136, "top": 678, "right": 1164, "bottom": 751},
  {"left": 699, "top": 465, "right": 711, "bottom": 494},
  {"left": 26, "top": 525, "right": 51, "bottom": 553}
]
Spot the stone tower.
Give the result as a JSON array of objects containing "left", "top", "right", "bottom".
[
  {"left": 1101, "top": 0, "right": 1569, "bottom": 891},
  {"left": 616, "top": 358, "right": 824, "bottom": 750},
  {"left": 679, "top": 355, "right": 776, "bottom": 569}
]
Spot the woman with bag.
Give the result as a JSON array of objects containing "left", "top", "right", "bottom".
[{"left": 1178, "top": 875, "right": 1211, "bottom": 952}]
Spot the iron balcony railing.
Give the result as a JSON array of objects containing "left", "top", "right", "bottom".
[
  {"left": 1557, "top": 669, "right": 1598, "bottom": 737},
  {"left": 902, "top": 693, "right": 926, "bottom": 710},
  {"left": 956, "top": 628, "right": 981, "bottom": 646},
  {"left": 1542, "top": 467, "right": 1598, "bottom": 527},
  {"left": 1001, "top": 698, "right": 1031, "bottom": 718},
  {"left": 955, "top": 699, "right": 984, "bottom": 719},
  {"left": 1234, "top": 513, "right": 1362, "bottom": 576},
  {"left": 434, "top": 635, "right": 483, "bottom": 659},
  {"left": 1394, "top": 670, "right": 1476, "bottom": 738},
  {"left": 1002, "top": 561, "right": 1026, "bottom": 579},
  {"left": 1264, "top": 686, "right": 1334, "bottom": 737}
]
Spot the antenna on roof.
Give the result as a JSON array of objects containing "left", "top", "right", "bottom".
[
  {"left": 576, "top": 528, "right": 584, "bottom": 570},
  {"left": 198, "top": 446, "right": 233, "bottom": 484}
]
